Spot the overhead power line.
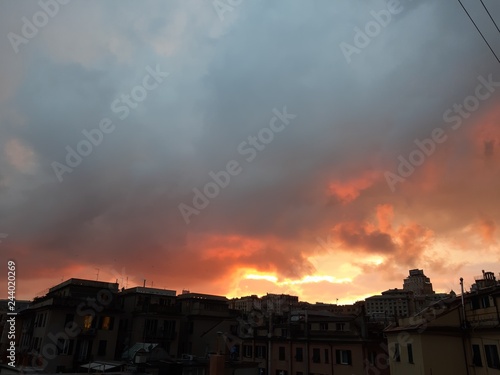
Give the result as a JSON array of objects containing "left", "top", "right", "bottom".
[
  {"left": 458, "top": 0, "right": 500, "bottom": 64},
  {"left": 480, "top": 0, "right": 500, "bottom": 36}
]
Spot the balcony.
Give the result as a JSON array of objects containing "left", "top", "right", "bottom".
[
  {"left": 80, "top": 328, "right": 97, "bottom": 336},
  {"left": 135, "top": 304, "right": 178, "bottom": 314},
  {"left": 143, "top": 329, "right": 177, "bottom": 340},
  {"left": 467, "top": 306, "right": 499, "bottom": 327}
]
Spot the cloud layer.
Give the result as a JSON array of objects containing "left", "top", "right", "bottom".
[{"left": 1, "top": 0, "right": 500, "bottom": 302}]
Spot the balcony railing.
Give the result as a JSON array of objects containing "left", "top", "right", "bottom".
[
  {"left": 135, "top": 304, "right": 178, "bottom": 314},
  {"left": 80, "top": 328, "right": 97, "bottom": 336},
  {"left": 144, "top": 329, "right": 177, "bottom": 340}
]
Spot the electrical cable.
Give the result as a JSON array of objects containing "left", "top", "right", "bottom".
[
  {"left": 480, "top": 0, "right": 500, "bottom": 36},
  {"left": 458, "top": 0, "right": 500, "bottom": 64}
]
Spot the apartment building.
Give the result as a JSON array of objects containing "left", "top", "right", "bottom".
[
  {"left": 236, "top": 309, "right": 389, "bottom": 375},
  {"left": 385, "top": 271, "right": 500, "bottom": 375},
  {"left": 403, "top": 269, "right": 434, "bottom": 296},
  {"left": 177, "top": 292, "right": 239, "bottom": 359},
  {"left": 230, "top": 295, "right": 262, "bottom": 313},
  {"left": 261, "top": 294, "right": 299, "bottom": 316},
  {"left": 366, "top": 269, "right": 451, "bottom": 322},
  {"left": 365, "top": 289, "right": 414, "bottom": 320},
  {"left": 117, "top": 286, "right": 180, "bottom": 361},
  {"left": 16, "top": 279, "right": 122, "bottom": 373}
]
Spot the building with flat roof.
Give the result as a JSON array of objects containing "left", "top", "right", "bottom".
[
  {"left": 14, "top": 278, "right": 121, "bottom": 373},
  {"left": 230, "top": 295, "right": 262, "bottom": 312},
  {"left": 117, "top": 286, "right": 180, "bottom": 361}
]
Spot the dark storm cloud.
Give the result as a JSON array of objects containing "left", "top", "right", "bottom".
[{"left": 1, "top": 0, "right": 500, "bottom": 299}]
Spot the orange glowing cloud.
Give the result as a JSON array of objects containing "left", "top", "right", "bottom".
[
  {"left": 328, "top": 171, "right": 379, "bottom": 204},
  {"left": 476, "top": 216, "right": 497, "bottom": 244},
  {"left": 326, "top": 204, "right": 434, "bottom": 269}
]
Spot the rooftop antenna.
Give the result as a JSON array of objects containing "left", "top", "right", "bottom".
[
  {"left": 95, "top": 268, "right": 100, "bottom": 281},
  {"left": 126, "top": 276, "right": 128, "bottom": 288},
  {"left": 460, "top": 277, "right": 466, "bottom": 328}
]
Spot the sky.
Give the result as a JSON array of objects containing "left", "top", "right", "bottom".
[{"left": 1, "top": 0, "right": 500, "bottom": 304}]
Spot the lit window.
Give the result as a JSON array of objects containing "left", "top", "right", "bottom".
[
  {"left": 83, "top": 315, "right": 93, "bottom": 330},
  {"left": 101, "top": 316, "right": 110, "bottom": 330}
]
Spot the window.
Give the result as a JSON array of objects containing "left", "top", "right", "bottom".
[
  {"left": 145, "top": 318, "right": 158, "bottom": 333},
  {"left": 83, "top": 315, "right": 93, "bottom": 330},
  {"left": 312, "top": 348, "right": 320, "bottom": 363},
  {"left": 35, "top": 314, "right": 42, "bottom": 327},
  {"left": 99, "top": 292, "right": 111, "bottom": 304},
  {"left": 472, "top": 345, "right": 482, "bottom": 367},
  {"left": 324, "top": 349, "right": 329, "bottom": 364},
  {"left": 335, "top": 350, "right": 352, "bottom": 365},
  {"left": 98, "top": 340, "right": 107, "bottom": 356},
  {"left": 65, "top": 314, "right": 74, "bottom": 327},
  {"left": 279, "top": 346, "right": 286, "bottom": 361},
  {"left": 32, "top": 337, "right": 41, "bottom": 351},
  {"left": 393, "top": 344, "right": 401, "bottom": 362},
  {"left": 407, "top": 344, "right": 413, "bottom": 364},
  {"left": 256, "top": 345, "right": 266, "bottom": 359},
  {"left": 164, "top": 320, "right": 176, "bottom": 336},
  {"left": 471, "top": 298, "right": 480, "bottom": 310},
  {"left": 481, "top": 296, "right": 491, "bottom": 309},
  {"left": 78, "top": 340, "right": 92, "bottom": 361},
  {"left": 57, "top": 339, "right": 74, "bottom": 355},
  {"left": 485, "top": 345, "right": 500, "bottom": 369},
  {"left": 119, "top": 318, "right": 128, "bottom": 331},
  {"left": 295, "top": 347, "right": 303, "bottom": 362},
  {"left": 101, "top": 316, "right": 114, "bottom": 330},
  {"left": 336, "top": 323, "right": 345, "bottom": 331},
  {"left": 243, "top": 345, "right": 253, "bottom": 358},
  {"left": 319, "top": 322, "right": 328, "bottom": 331},
  {"left": 368, "top": 351, "right": 376, "bottom": 365},
  {"left": 36, "top": 313, "right": 47, "bottom": 328}
]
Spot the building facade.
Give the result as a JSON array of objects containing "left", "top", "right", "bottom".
[
  {"left": 385, "top": 271, "right": 500, "bottom": 375},
  {"left": 16, "top": 279, "right": 122, "bottom": 373}
]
